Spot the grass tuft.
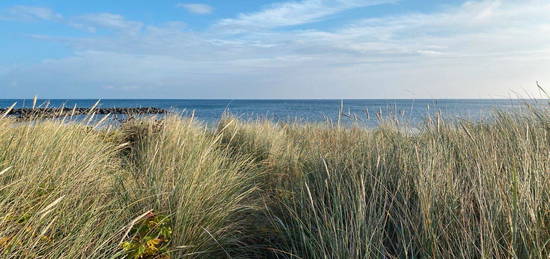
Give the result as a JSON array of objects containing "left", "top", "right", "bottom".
[{"left": 0, "top": 107, "right": 547, "bottom": 258}]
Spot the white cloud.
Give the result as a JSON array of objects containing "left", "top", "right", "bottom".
[
  {"left": 216, "top": 0, "right": 396, "bottom": 31},
  {"left": 177, "top": 3, "right": 213, "bottom": 14},
  {"left": 74, "top": 13, "right": 143, "bottom": 33},
  {"left": 0, "top": 5, "right": 62, "bottom": 22},
  {"left": 2, "top": 0, "right": 550, "bottom": 98},
  {"left": 335, "top": 0, "right": 550, "bottom": 58}
]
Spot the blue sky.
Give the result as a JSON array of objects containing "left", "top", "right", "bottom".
[{"left": 0, "top": 0, "right": 549, "bottom": 99}]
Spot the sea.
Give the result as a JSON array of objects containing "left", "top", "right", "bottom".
[{"left": 0, "top": 99, "right": 547, "bottom": 127}]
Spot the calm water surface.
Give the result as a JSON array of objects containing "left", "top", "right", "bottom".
[{"left": 0, "top": 99, "right": 546, "bottom": 127}]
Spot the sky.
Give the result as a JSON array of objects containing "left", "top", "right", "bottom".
[{"left": 0, "top": 0, "right": 549, "bottom": 99}]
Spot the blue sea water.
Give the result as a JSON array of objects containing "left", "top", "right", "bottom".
[{"left": 0, "top": 99, "right": 547, "bottom": 127}]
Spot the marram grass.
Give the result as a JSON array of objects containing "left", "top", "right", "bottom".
[{"left": 0, "top": 108, "right": 548, "bottom": 258}]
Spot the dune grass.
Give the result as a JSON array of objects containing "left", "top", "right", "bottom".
[{"left": 0, "top": 107, "right": 548, "bottom": 258}]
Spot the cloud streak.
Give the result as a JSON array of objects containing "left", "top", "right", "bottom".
[
  {"left": 216, "top": 0, "right": 396, "bottom": 31},
  {"left": 1, "top": 0, "right": 549, "bottom": 98},
  {"left": 177, "top": 3, "right": 213, "bottom": 14},
  {"left": 0, "top": 5, "right": 62, "bottom": 22},
  {"left": 73, "top": 13, "right": 144, "bottom": 33}
]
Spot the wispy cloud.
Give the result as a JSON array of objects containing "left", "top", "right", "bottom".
[
  {"left": 177, "top": 3, "right": 213, "bottom": 14},
  {"left": 0, "top": 5, "right": 62, "bottom": 22},
  {"left": 73, "top": 13, "right": 143, "bottom": 33},
  {"left": 334, "top": 0, "right": 550, "bottom": 58},
  {"left": 216, "top": 0, "right": 395, "bottom": 31},
  {"left": 1, "top": 0, "right": 549, "bottom": 98}
]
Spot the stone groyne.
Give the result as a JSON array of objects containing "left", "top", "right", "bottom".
[{"left": 0, "top": 107, "right": 168, "bottom": 119}]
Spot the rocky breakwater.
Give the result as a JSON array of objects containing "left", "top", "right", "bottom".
[{"left": 0, "top": 107, "right": 168, "bottom": 119}]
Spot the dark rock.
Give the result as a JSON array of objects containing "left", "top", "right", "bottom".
[{"left": 0, "top": 107, "right": 168, "bottom": 119}]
